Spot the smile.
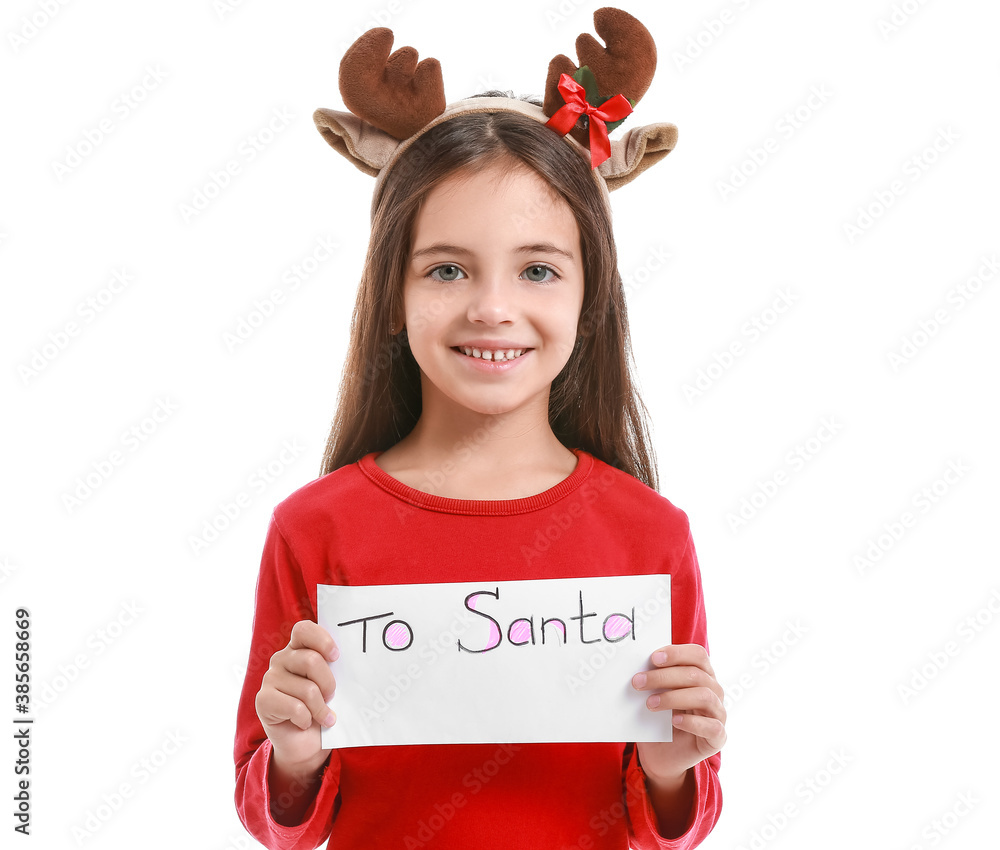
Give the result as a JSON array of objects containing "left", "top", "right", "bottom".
[{"left": 454, "top": 346, "right": 529, "bottom": 362}]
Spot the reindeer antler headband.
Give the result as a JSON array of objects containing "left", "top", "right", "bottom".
[{"left": 313, "top": 7, "right": 678, "bottom": 215}]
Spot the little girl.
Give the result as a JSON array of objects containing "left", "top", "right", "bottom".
[{"left": 235, "top": 10, "right": 725, "bottom": 848}]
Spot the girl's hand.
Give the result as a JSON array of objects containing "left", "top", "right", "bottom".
[
  {"left": 255, "top": 620, "right": 339, "bottom": 776},
  {"left": 631, "top": 644, "right": 727, "bottom": 783}
]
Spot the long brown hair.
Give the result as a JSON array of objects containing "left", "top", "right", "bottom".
[{"left": 318, "top": 97, "right": 659, "bottom": 492}]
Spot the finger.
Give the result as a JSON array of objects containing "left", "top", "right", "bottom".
[
  {"left": 288, "top": 620, "right": 339, "bottom": 662},
  {"left": 644, "top": 685, "right": 726, "bottom": 719},
  {"left": 646, "top": 644, "right": 715, "bottom": 679},
  {"left": 632, "top": 665, "right": 724, "bottom": 701},
  {"left": 263, "top": 667, "right": 337, "bottom": 727},
  {"left": 281, "top": 647, "right": 338, "bottom": 700},
  {"left": 671, "top": 712, "right": 727, "bottom": 751},
  {"left": 256, "top": 686, "right": 326, "bottom": 732}
]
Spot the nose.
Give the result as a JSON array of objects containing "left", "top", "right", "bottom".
[{"left": 465, "top": 268, "right": 517, "bottom": 326}]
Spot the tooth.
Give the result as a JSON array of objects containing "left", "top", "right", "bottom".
[{"left": 459, "top": 347, "right": 525, "bottom": 361}]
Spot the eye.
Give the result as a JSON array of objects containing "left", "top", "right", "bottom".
[
  {"left": 428, "top": 264, "right": 466, "bottom": 282},
  {"left": 522, "top": 264, "right": 559, "bottom": 284}
]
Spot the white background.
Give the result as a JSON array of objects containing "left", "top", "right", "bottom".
[{"left": 2, "top": 0, "right": 998, "bottom": 848}]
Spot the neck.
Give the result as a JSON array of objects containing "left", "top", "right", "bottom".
[{"left": 387, "top": 391, "right": 575, "bottom": 498}]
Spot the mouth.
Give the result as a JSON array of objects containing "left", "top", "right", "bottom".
[{"left": 451, "top": 346, "right": 533, "bottom": 363}]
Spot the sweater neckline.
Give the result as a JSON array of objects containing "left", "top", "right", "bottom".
[{"left": 357, "top": 447, "right": 593, "bottom": 516}]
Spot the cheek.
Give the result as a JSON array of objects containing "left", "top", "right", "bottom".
[
  {"left": 404, "top": 285, "right": 459, "bottom": 339},
  {"left": 550, "top": 292, "right": 584, "bottom": 347},
  {"left": 539, "top": 322, "right": 581, "bottom": 366},
  {"left": 401, "top": 295, "right": 432, "bottom": 343},
  {"left": 410, "top": 311, "right": 448, "bottom": 349}
]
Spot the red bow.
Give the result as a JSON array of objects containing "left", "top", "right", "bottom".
[{"left": 544, "top": 73, "right": 633, "bottom": 168}]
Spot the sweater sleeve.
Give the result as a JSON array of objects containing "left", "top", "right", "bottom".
[
  {"left": 625, "top": 523, "right": 723, "bottom": 849},
  {"left": 233, "top": 512, "right": 343, "bottom": 850}
]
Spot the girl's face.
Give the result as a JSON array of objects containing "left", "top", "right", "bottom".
[{"left": 402, "top": 160, "right": 585, "bottom": 422}]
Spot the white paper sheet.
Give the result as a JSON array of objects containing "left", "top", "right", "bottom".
[{"left": 317, "top": 574, "right": 671, "bottom": 748}]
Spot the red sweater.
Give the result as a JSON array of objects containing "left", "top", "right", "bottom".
[{"left": 234, "top": 447, "right": 722, "bottom": 849}]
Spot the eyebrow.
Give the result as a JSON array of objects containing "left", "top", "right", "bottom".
[{"left": 409, "top": 242, "right": 576, "bottom": 262}]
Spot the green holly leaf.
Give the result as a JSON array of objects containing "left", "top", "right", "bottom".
[
  {"left": 572, "top": 65, "right": 602, "bottom": 105},
  {"left": 569, "top": 66, "right": 633, "bottom": 135}
]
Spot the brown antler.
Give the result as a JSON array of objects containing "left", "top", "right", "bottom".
[
  {"left": 339, "top": 27, "right": 446, "bottom": 141},
  {"left": 543, "top": 7, "right": 657, "bottom": 148}
]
